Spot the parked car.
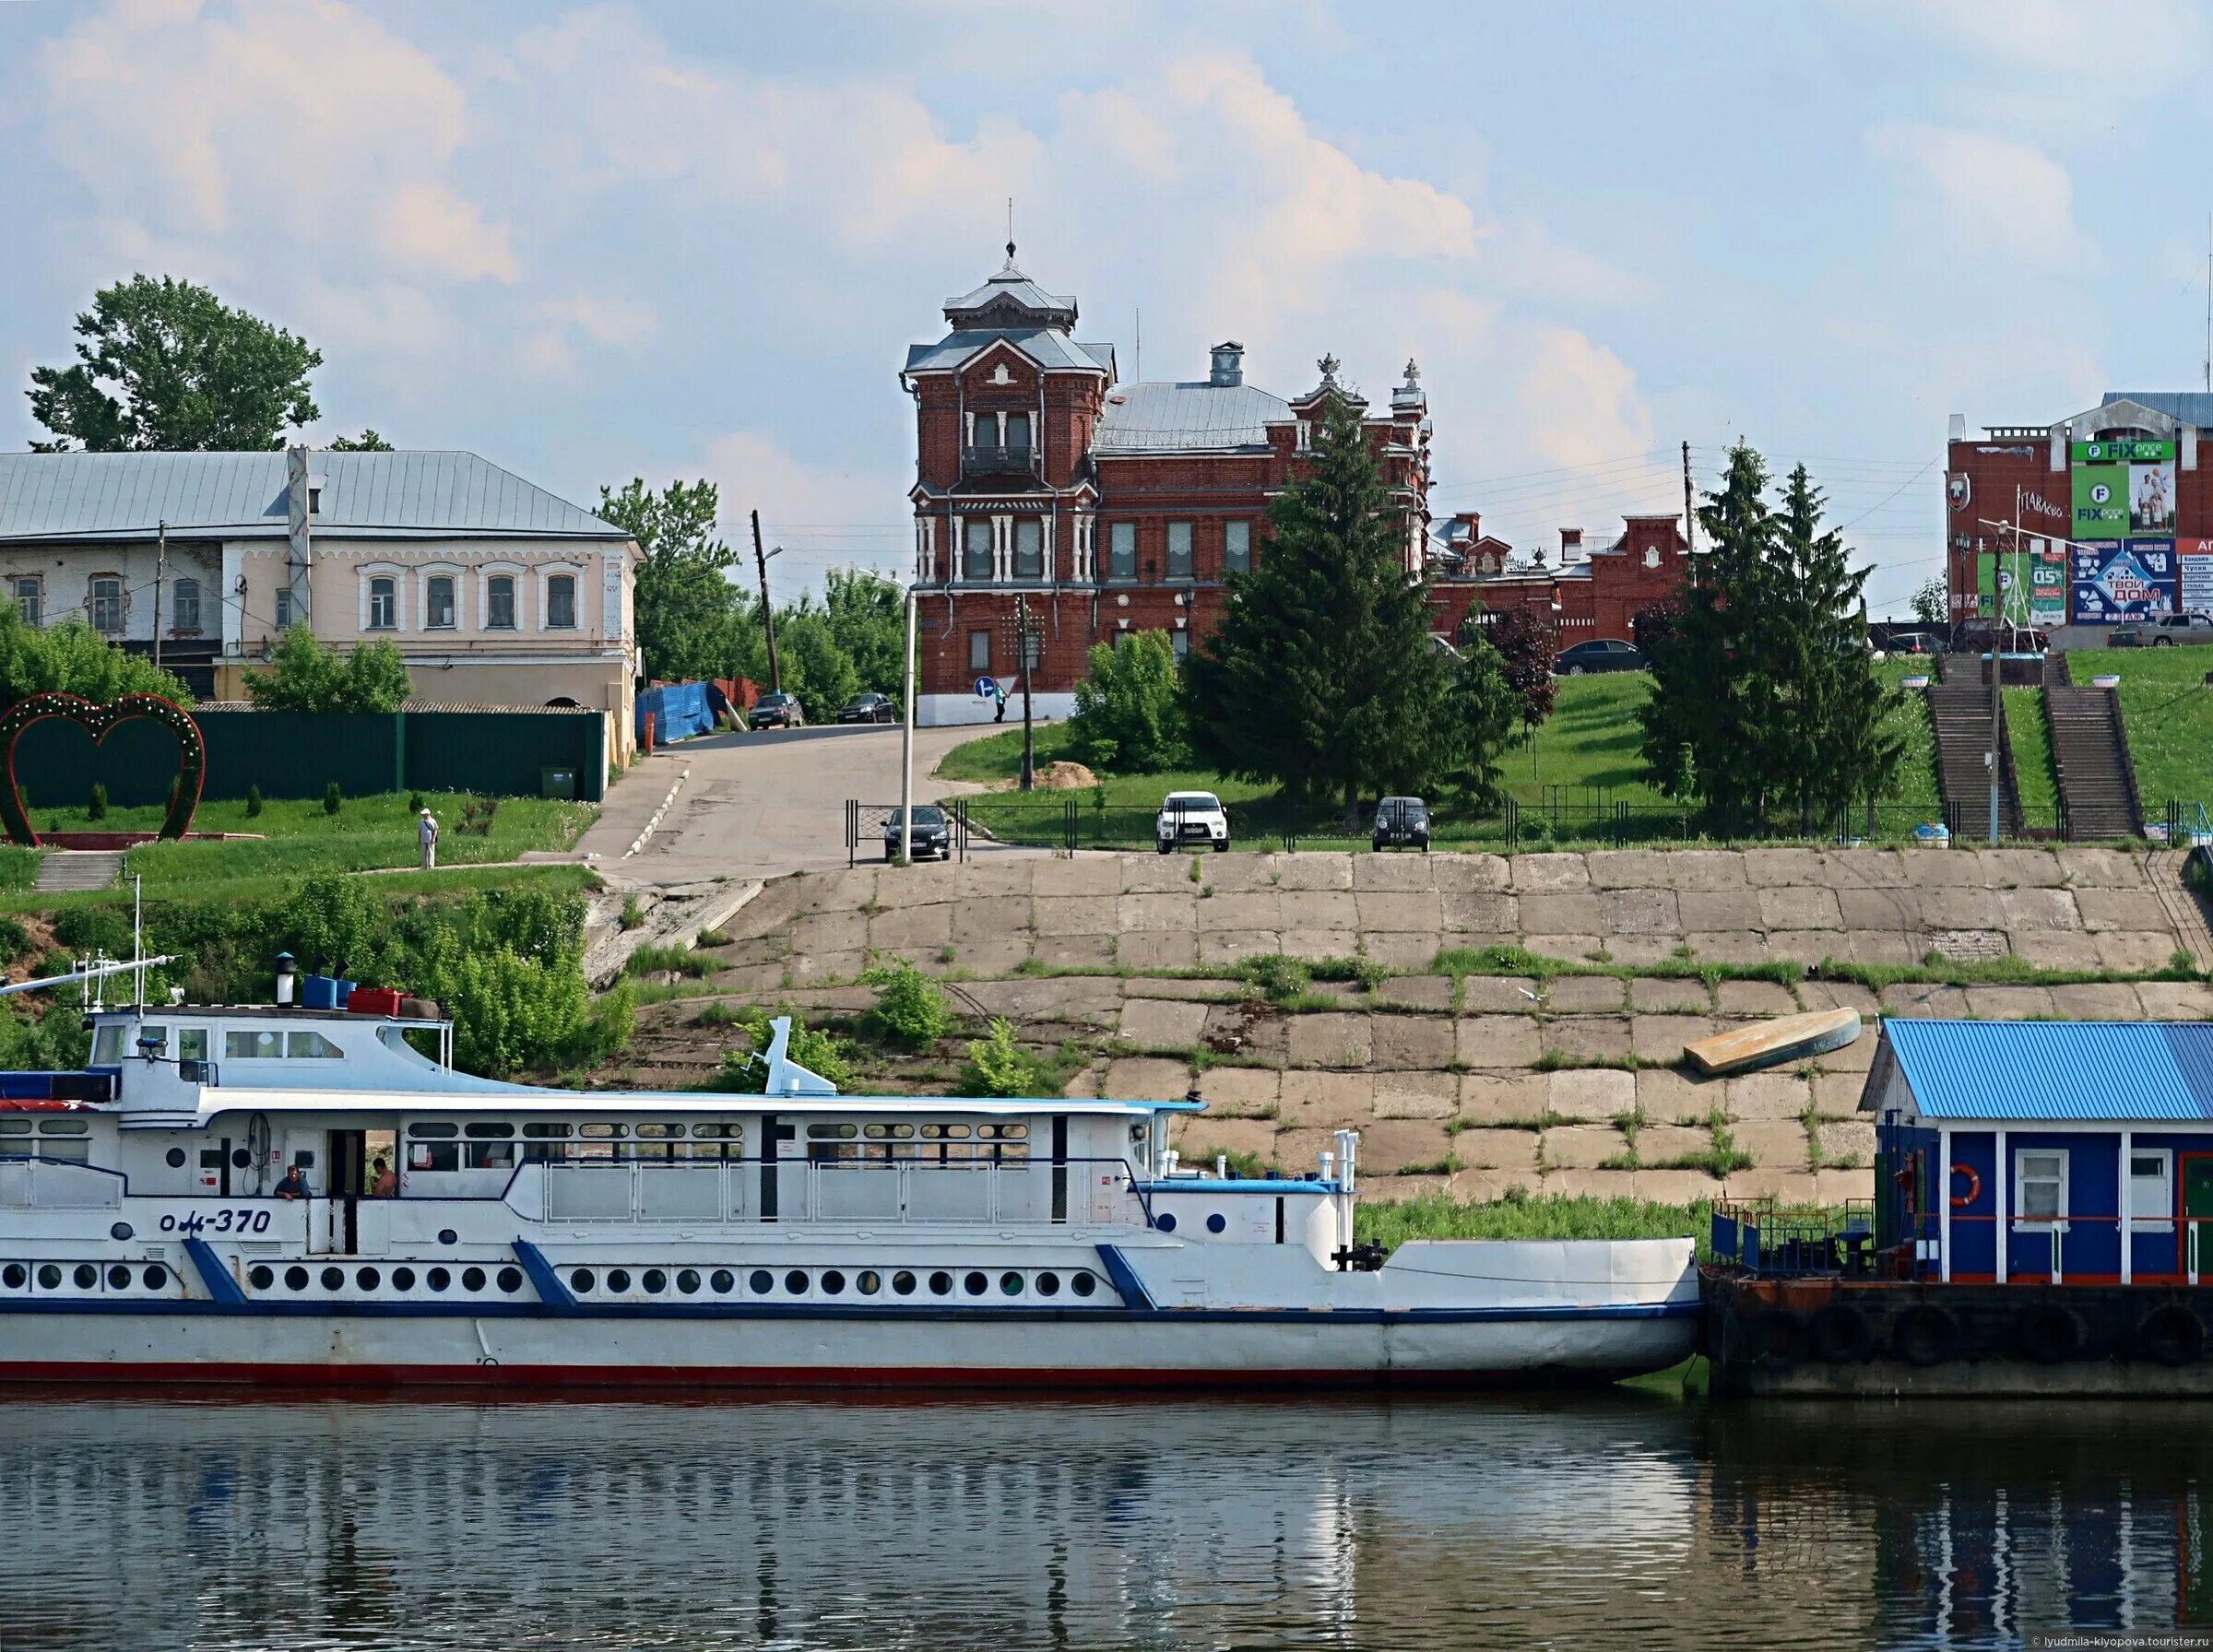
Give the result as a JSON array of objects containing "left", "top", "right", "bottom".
[
  {"left": 1951, "top": 622, "right": 2048, "bottom": 654},
  {"left": 1884, "top": 631, "right": 1943, "bottom": 657},
  {"left": 882, "top": 805, "right": 950, "bottom": 861},
  {"left": 749, "top": 691, "right": 805, "bottom": 729},
  {"left": 2113, "top": 612, "right": 2213, "bottom": 647},
  {"left": 1372, "top": 796, "right": 1430, "bottom": 852},
  {"left": 1156, "top": 791, "right": 1230, "bottom": 854},
  {"left": 1554, "top": 638, "right": 1646, "bottom": 676},
  {"left": 838, "top": 692, "right": 898, "bottom": 724}
]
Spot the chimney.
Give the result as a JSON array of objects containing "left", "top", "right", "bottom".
[
  {"left": 1209, "top": 341, "right": 1244, "bottom": 387},
  {"left": 1559, "top": 527, "right": 1584, "bottom": 563},
  {"left": 1947, "top": 413, "right": 1966, "bottom": 441}
]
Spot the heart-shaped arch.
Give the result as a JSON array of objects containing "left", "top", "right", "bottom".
[{"left": 0, "top": 692, "right": 206, "bottom": 847}]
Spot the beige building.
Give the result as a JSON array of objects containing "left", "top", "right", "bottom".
[{"left": 0, "top": 449, "right": 640, "bottom": 757}]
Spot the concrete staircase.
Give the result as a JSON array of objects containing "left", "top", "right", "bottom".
[
  {"left": 32, "top": 850, "right": 124, "bottom": 893},
  {"left": 2044, "top": 667, "right": 2143, "bottom": 840},
  {"left": 1930, "top": 655, "right": 2021, "bottom": 838}
]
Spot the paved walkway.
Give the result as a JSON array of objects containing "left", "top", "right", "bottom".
[{"left": 571, "top": 722, "right": 1042, "bottom": 885}]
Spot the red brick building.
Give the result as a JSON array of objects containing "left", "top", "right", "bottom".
[
  {"left": 901, "top": 249, "right": 1431, "bottom": 724},
  {"left": 1426, "top": 510, "right": 1691, "bottom": 648}
]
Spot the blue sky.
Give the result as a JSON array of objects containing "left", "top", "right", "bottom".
[{"left": 5, "top": 0, "right": 2211, "bottom": 613}]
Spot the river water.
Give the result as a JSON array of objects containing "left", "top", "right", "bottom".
[{"left": 1, "top": 1391, "right": 2206, "bottom": 1650}]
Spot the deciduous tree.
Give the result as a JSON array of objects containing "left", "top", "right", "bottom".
[
  {"left": 1069, "top": 631, "right": 1189, "bottom": 773},
  {"left": 242, "top": 626, "right": 412, "bottom": 714},
  {"left": 0, "top": 604, "right": 188, "bottom": 708},
  {"left": 1486, "top": 603, "right": 1558, "bottom": 750},
  {"left": 597, "top": 478, "right": 747, "bottom": 684}
]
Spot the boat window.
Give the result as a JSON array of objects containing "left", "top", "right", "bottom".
[
  {"left": 408, "top": 1123, "right": 459, "bottom": 1139},
  {"left": 37, "top": 1118, "right": 89, "bottom": 1134},
  {"left": 524, "top": 1123, "right": 572, "bottom": 1139},
  {"left": 91, "top": 1025, "right": 127, "bottom": 1064},
  {"left": 921, "top": 1124, "right": 971, "bottom": 1140},
  {"left": 2015, "top": 1149, "right": 2070, "bottom": 1229},
  {"left": 225, "top": 1029, "right": 281, "bottom": 1059},
  {"left": 634, "top": 1122, "right": 681, "bottom": 1139},
  {"left": 807, "top": 1122, "right": 858, "bottom": 1139},
  {"left": 138, "top": 1026, "right": 169, "bottom": 1057},
  {"left": 691, "top": 1123, "right": 736, "bottom": 1138},
  {"left": 579, "top": 1123, "right": 626, "bottom": 1139},
  {"left": 286, "top": 1030, "right": 342, "bottom": 1059},
  {"left": 464, "top": 1122, "right": 515, "bottom": 1139},
  {"left": 177, "top": 1029, "right": 208, "bottom": 1061},
  {"left": 409, "top": 1139, "right": 461, "bottom": 1173},
  {"left": 862, "top": 1123, "right": 915, "bottom": 1139},
  {"left": 977, "top": 1123, "right": 1027, "bottom": 1140},
  {"left": 467, "top": 1140, "right": 515, "bottom": 1169},
  {"left": 2130, "top": 1150, "right": 2174, "bottom": 1232}
]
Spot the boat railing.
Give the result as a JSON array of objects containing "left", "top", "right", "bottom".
[
  {"left": 0, "top": 1156, "right": 125, "bottom": 1210},
  {"left": 511, "top": 1157, "right": 1152, "bottom": 1228}
]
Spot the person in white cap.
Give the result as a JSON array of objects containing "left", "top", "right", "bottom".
[{"left": 418, "top": 806, "right": 439, "bottom": 870}]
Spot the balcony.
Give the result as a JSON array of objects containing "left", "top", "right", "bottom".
[{"left": 962, "top": 443, "right": 1038, "bottom": 478}]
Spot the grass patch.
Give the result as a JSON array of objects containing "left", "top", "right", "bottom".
[
  {"left": 623, "top": 943, "right": 715, "bottom": 978},
  {"left": 2109, "top": 642, "right": 2213, "bottom": 811},
  {"left": 2002, "top": 687, "right": 2059, "bottom": 820},
  {"left": 1355, "top": 1189, "right": 1705, "bottom": 1251}
]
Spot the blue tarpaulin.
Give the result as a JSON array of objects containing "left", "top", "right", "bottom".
[{"left": 636, "top": 681, "right": 716, "bottom": 745}]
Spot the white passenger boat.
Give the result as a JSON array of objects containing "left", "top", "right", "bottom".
[{"left": 0, "top": 968, "right": 1698, "bottom": 1388}]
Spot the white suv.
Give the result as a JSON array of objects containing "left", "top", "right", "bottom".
[{"left": 1157, "top": 791, "right": 1229, "bottom": 854}]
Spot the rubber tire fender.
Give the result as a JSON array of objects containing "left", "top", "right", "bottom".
[
  {"left": 2134, "top": 1304, "right": 2207, "bottom": 1368},
  {"left": 2016, "top": 1303, "right": 2083, "bottom": 1365},
  {"left": 1892, "top": 1304, "right": 1959, "bottom": 1368},
  {"left": 1808, "top": 1302, "right": 1876, "bottom": 1363},
  {"left": 1747, "top": 1308, "right": 1807, "bottom": 1373}
]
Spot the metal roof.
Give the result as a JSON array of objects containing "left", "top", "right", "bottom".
[
  {"left": 1886, "top": 1019, "right": 2213, "bottom": 1121},
  {"left": 0, "top": 451, "right": 626, "bottom": 546},
  {"left": 2101, "top": 392, "right": 2213, "bottom": 429},
  {"left": 904, "top": 328, "right": 1112, "bottom": 375},
  {"left": 1094, "top": 382, "right": 1293, "bottom": 454}
]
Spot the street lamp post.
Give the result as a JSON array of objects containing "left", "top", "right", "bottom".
[
  {"left": 1006, "top": 595, "right": 1040, "bottom": 792},
  {"left": 899, "top": 581, "right": 917, "bottom": 863}
]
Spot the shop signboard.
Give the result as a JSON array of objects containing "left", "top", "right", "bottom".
[
  {"left": 2070, "top": 439, "right": 2175, "bottom": 542},
  {"left": 1979, "top": 540, "right": 2068, "bottom": 627},
  {"left": 2070, "top": 539, "right": 2177, "bottom": 623},
  {"left": 2181, "top": 539, "right": 2213, "bottom": 615}
]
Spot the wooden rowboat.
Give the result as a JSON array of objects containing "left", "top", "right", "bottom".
[{"left": 1683, "top": 1008, "right": 1862, "bottom": 1077}]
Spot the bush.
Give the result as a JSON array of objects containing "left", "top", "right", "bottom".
[
  {"left": 862, "top": 955, "right": 953, "bottom": 1047},
  {"left": 323, "top": 781, "right": 342, "bottom": 817},
  {"left": 245, "top": 784, "right": 263, "bottom": 819},
  {"left": 711, "top": 1010, "right": 852, "bottom": 1092},
  {"left": 441, "top": 945, "right": 593, "bottom": 1079},
  {"left": 0, "top": 917, "right": 30, "bottom": 962},
  {"left": 959, "top": 1017, "right": 1059, "bottom": 1097},
  {"left": 52, "top": 906, "right": 134, "bottom": 959},
  {"left": 408, "top": 792, "right": 426, "bottom": 815},
  {"left": 87, "top": 783, "right": 107, "bottom": 821},
  {"left": 242, "top": 625, "right": 412, "bottom": 714},
  {"left": 1067, "top": 631, "right": 1189, "bottom": 773}
]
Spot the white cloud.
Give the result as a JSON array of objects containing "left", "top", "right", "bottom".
[
  {"left": 1853, "top": 0, "right": 2209, "bottom": 88},
  {"left": 375, "top": 182, "right": 517, "bottom": 284},
  {"left": 515, "top": 293, "right": 657, "bottom": 374},
  {"left": 1866, "top": 120, "right": 2087, "bottom": 271}
]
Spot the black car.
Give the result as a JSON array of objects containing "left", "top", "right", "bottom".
[
  {"left": 838, "top": 692, "right": 898, "bottom": 724},
  {"left": 1554, "top": 638, "right": 1646, "bottom": 676},
  {"left": 1372, "top": 796, "right": 1430, "bottom": 852},
  {"left": 883, "top": 805, "right": 950, "bottom": 862},
  {"left": 749, "top": 691, "right": 804, "bottom": 730}
]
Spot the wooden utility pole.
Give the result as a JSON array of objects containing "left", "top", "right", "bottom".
[
  {"left": 751, "top": 509, "right": 782, "bottom": 693},
  {"left": 1681, "top": 441, "right": 1697, "bottom": 558},
  {"left": 151, "top": 519, "right": 166, "bottom": 671},
  {"left": 1013, "top": 594, "right": 1037, "bottom": 791}
]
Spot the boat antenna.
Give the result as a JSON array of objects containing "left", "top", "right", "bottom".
[
  {"left": 132, "top": 871, "right": 145, "bottom": 1009},
  {"left": 0, "top": 956, "right": 178, "bottom": 1004}
]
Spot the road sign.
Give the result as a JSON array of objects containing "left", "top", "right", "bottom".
[{"left": 974, "top": 676, "right": 1000, "bottom": 700}]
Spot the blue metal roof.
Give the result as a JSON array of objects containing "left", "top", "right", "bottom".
[
  {"left": 2102, "top": 392, "right": 2213, "bottom": 429},
  {"left": 1887, "top": 1019, "right": 2213, "bottom": 1121},
  {"left": 0, "top": 451, "right": 625, "bottom": 545}
]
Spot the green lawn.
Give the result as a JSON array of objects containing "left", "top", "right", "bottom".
[
  {"left": 2108, "top": 643, "right": 2213, "bottom": 812},
  {"left": 1, "top": 792, "right": 598, "bottom": 910},
  {"left": 1873, "top": 658, "right": 1942, "bottom": 810},
  {"left": 2002, "top": 687, "right": 2058, "bottom": 820}
]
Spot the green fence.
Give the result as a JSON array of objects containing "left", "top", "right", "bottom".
[{"left": 13, "top": 708, "right": 607, "bottom": 808}]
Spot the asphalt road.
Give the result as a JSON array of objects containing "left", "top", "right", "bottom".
[{"left": 576, "top": 721, "right": 1043, "bottom": 883}]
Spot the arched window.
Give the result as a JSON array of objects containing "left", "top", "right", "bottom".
[
  {"left": 546, "top": 574, "right": 577, "bottom": 630},
  {"left": 425, "top": 574, "right": 456, "bottom": 630},
  {"left": 172, "top": 578, "right": 202, "bottom": 633},
  {"left": 368, "top": 576, "right": 396, "bottom": 630},
  {"left": 486, "top": 574, "right": 516, "bottom": 630}
]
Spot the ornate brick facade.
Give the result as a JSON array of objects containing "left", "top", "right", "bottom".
[{"left": 1426, "top": 511, "right": 1690, "bottom": 650}]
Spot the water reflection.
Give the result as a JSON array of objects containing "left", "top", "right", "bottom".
[{"left": 0, "top": 1392, "right": 2206, "bottom": 1649}]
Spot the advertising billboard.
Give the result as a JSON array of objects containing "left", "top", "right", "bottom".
[
  {"left": 2070, "top": 539, "right": 2177, "bottom": 623},
  {"left": 2071, "top": 440, "right": 2175, "bottom": 542},
  {"left": 2181, "top": 539, "right": 2213, "bottom": 615},
  {"left": 1979, "top": 541, "right": 2067, "bottom": 627}
]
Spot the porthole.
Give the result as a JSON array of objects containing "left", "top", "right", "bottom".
[
  {"left": 677, "top": 1268, "right": 701, "bottom": 1295},
  {"left": 1206, "top": 1213, "right": 1226, "bottom": 1235},
  {"left": 964, "top": 1270, "right": 988, "bottom": 1297},
  {"left": 438, "top": 1229, "right": 458, "bottom": 1245},
  {"left": 497, "top": 1267, "right": 523, "bottom": 1294},
  {"left": 106, "top": 1264, "right": 130, "bottom": 1290},
  {"left": 929, "top": 1270, "right": 953, "bottom": 1296},
  {"left": 37, "top": 1264, "right": 62, "bottom": 1291},
  {"left": 857, "top": 1270, "right": 882, "bottom": 1296},
  {"left": 356, "top": 1268, "right": 381, "bottom": 1291},
  {"left": 461, "top": 1267, "right": 486, "bottom": 1292},
  {"left": 166, "top": 1148, "right": 187, "bottom": 1168},
  {"left": 2, "top": 1263, "right": 24, "bottom": 1289},
  {"left": 320, "top": 1267, "right": 344, "bottom": 1291},
  {"left": 231, "top": 1148, "right": 251, "bottom": 1170},
  {"left": 393, "top": 1267, "right": 418, "bottom": 1291},
  {"left": 750, "top": 1269, "right": 774, "bottom": 1295},
  {"left": 570, "top": 1268, "right": 596, "bottom": 1293},
  {"left": 1036, "top": 1271, "right": 1060, "bottom": 1297},
  {"left": 111, "top": 1221, "right": 134, "bottom": 1241},
  {"left": 606, "top": 1268, "right": 632, "bottom": 1293},
  {"left": 143, "top": 1265, "right": 168, "bottom": 1290},
  {"left": 641, "top": 1268, "right": 667, "bottom": 1295},
  {"left": 247, "top": 1265, "right": 272, "bottom": 1290},
  {"left": 1156, "top": 1212, "right": 1178, "bottom": 1233},
  {"left": 73, "top": 1263, "right": 97, "bottom": 1291},
  {"left": 427, "top": 1268, "right": 451, "bottom": 1292},
  {"left": 285, "top": 1266, "right": 309, "bottom": 1292},
  {"left": 821, "top": 1269, "right": 846, "bottom": 1296},
  {"left": 709, "top": 1269, "right": 734, "bottom": 1293},
  {"left": 1000, "top": 1271, "right": 1024, "bottom": 1297},
  {"left": 1071, "top": 1272, "right": 1097, "bottom": 1298},
  {"left": 893, "top": 1270, "right": 917, "bottom": 1296},
  {"left": 784, "top": 1269, "right": 809, "bottom": 1295}
]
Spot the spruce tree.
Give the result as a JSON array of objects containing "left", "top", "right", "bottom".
[{"left": 1184, "top": 386, "right": 1453, "bottom": 819}]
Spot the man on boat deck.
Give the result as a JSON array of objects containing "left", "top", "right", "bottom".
[
  {"left": 418, "top": 807, "right": 439, "bottom": 870},
  {"left": 274, "top": 1164, "right": 308, "bottom": 1200},
  {"left": 371, "top": 1157, "right": 397, "bottom": 1198}
]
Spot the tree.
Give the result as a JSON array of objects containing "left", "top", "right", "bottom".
[
  {"left": 1069, "top": 631, "right": 1189, "bottom": 772},
  {"left": 27, "top": 275, "right": 321, "bottom": 451},
  {"left": 0, "top": 605, "right": 188, "bottom": 708},
  {"left": 1442, "top": 633, "right": 1520, "bottom": 809},
  {"left": 822, "top": 568, "right": 905, "bottom": 697},
  {"left": 773, "top": 601, "right": 861, "bottom": 721},
  {"left": 328, "top": 430, "right": 393, "bottom": 452},
  {"left": 1184, "top": 387, "right": 1455, "bottom": 818},
  {"left": 241, "top": 626, "right": 412, "bottom": 714},
  {"left": 1486, "top": 604, "right": 1558, "bottom": 758},
  {"left": 597, "top": 478, "right": 748, "bottom": 683},
  {"left": 1911, "top": 576, "right": 1948, "bottom": 630}
]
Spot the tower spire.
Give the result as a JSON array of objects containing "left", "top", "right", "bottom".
[{"left": 1004, "top": 196, "right": 1017, "bottom": 271}]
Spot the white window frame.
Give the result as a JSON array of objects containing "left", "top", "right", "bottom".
[
  {"left": 2012, "top": 1146, "right": 2070, "bottom": 1234},
  {"left": 12, "top": 575, "right": 41, "bottom": 628},
  {"left": 89, "top": 573, "right": 124, "bottom": 633},
  {"left": 1107, "top": 521, "right": 1136, "bottom": 581},
  {"left": 422, "top": 572, "right": 458, "bottom": 631},
  {"left": 274, "top": 587, "right": 294, "bottom": 631},
  {"left": 967, "top": 629, "right": 991, "bottom": 673},
  {"left": 2129, "top": 1147, "right": 2174, "bottom": 1233},
  {"left": 477, "top": 563, "right": 525, "bottom": 631},
  {"left": 538, "top": 564, "right": 585, "bottom": 631},
  {"left": 367, "top": 576, "right": 397, "bottom": 631},
  {"left": 1166, "top": 521, "right": 1193, "bottom": 581},
  {"left": 1224, "top": 520, "right": 1250, "bottom": 574},
  {"left": 1012, "top": 519, "right": 1043, "bottom": 581},
  {"left": 1003, "top": 410, "right": 1032, "bottom": 453},
  {"left": 359, "top": 564, "right": 406, "bottom": 632},
  {"left": 171, "top": 577, "right": 202, "bottom": 634},
  {"left": 962, "top": 518, "right": 993, "bottom": 582}
]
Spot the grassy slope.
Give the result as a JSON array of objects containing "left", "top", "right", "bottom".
[
  {"left": 2108, "top": 643, "right": 2213, "bottom": 811},
  {"left": 2002, "top": 687, "right": 2058, "bottom": 819}
]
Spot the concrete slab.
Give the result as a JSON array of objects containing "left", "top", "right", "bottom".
[
  {"left": 1728, "top": 1072, "right": 1812, "bottom": 1121},
  {"left": 1271, "top": 856, "right": 1354, "bottom": 891},
  {"left": 1195, "top": 1065, "right": 1281, "bottom": 1117},
  {"left": 1758, "top": 887, "right": 1844, "bottom": 930},
  {"left": 2011, "top": 931, "right": 2105, "bottom": 971},
  {"left": 1678, "top": 890, "right": 1764, "bottom": 931},
  {"left": 1126, "top": 976, "right": 1245, "bottom": 1001},
  {"left": 1196, "top": 930, "right": 1284, "bottom": 969},
  {"left": 1981, "top": 847, "right": 2066, "bottom": 889},
  {"left": 1363, "top": 932, "right": 1447, "bottom": 969},
  {"left": 1996, "top": 887, "right": 2082, "bottom": 931},
  {"left": 1364, "top": 1119, "right": 1457, "bottom": 1174},
  {"left": 1285, "top": 1012, "right": 1373, "bottom": 1068},
  {"left": 1441, "top": 890, "right": 1517, "bottom": 932},
  {"left": 1372, "top": 1015, "right": 1457, "bottom": 1070},
  {"left": 1117, "top": 931, "right": 1198, "bottom": 971},
  {"left": 1599, "top": 888, "right": 1682, "bottom": 935},
  {"left": 1032, "top": 934, "right": 1118, "bottom": 969},
  {"left": 1816, "top": 1118, "right": 1877, "bottom": 1164},
  {"left": 1169, "top": 1116, "right": 1282, "bottom": 1164},
  {"left": 1836, "top": 887, "right": 1919, "bottom": 930},
  {"left": 2097, "top": 931, "right": 2188, "bottom": 972},
  {"left": 1632, "top": 1014, "right": 1719, "bottom": 1062},
  {"left": 1374, "top": 975, "right": 1454, "bottom": 1010},
  {"left": 868, "top": 904, "right": 953, "bottom": 950},
  {"left": 2053, "top": 846, "right": 2148, "bottom": 888},
  {"left": 1733, "top": 1117, "right": 1810, "bottom": 1169},
  {"left": 2074, "top": 888, "right": 2175, "bottom": 932},
  {"left": 1637, "top": 1168, "right": 1723, "bottom": 1204},
  {"left": 1101, "top": 1056, "right": 1194, "bottom": 1101},
  {"left": 1812, "top": 1071, "right": 1869, "bottom": 1116},
  {"left": 1280, "top": 1070, "right": 1375, "bottom": 1127},
  {"left": 1509, "top": 852, "right": 1592, "bottom": 891},
  {"left": 1118, "top": 997, "right": 1209, "bottom": 1048},
  {"left": 1352, "top": 855, "right": 1438, "bottom": 891},
  {"left": 1542, "top": 1017, "right": 1632, "bottom": 1062},
  {"left": 1277, "top": 929, "right": 1366, "bottom": 962},
  {"left": 1681, "top": 931, "right": 1771, "bottom": 964},
  {"left": 1032, "top": 896, "right": 1118, "bottom": 936},
  {"left": 2136, "top": 982, "right": 2213, "bottom": 1020},
  {"left": 1433, "top": 855, "right": 1513, "bottom": 891},
  {"left": 1118, "top": 891, "right": 1197, "bottom": 932},
  {"left": 1543, "top": 1124, "right": 1631, "bottom": 1169},
  {"left": 1030, "top": 856, "right": 1126, "bottom": 897},
  {"left": 1963, "top": 985, "right": 2057, "bottom": 1020},
  {"left": 1457, "top": 1072, "right": 1550, "bottom": 1125},
  {"left": 1451, "top": 1127, "right": 1541, "bottom": 1171},
  {"left": 1629, "top": 976, "right": 1710, "bottom": 1013},
  {"left": 1540, "top": 1168, "right": 1641, "bottom": 1200},
  {"left": 1522, "top": 934, "right": 1602, "bottom": 961},
  {"left": 1586, "top": 849, "right": 1673, "bottom": 889},
  {"left": 1458, "top": 976, "right": 1544, "bottom": 1012},
  {"left": 1635, "top": 1126, "right": 1711, "bottom": 1167},
  {"left": 1355, "top": 891, "right": 1446, "bottom": 931},
  {"left": 1518, "top": 891, "right": 1604, "bottom": 934},
  {"left": 1374, "top": 1071, "right": 1458, "bottom": 1118},
  {"left": 1637, "top": 1067, "right": 1725, "bottom": 1124},
  {"left": 1662, "top": 850, "right": 1750, "bottom": 891},
  {"left": 1543, "top": 975, "right": 1628, "bottom": 1013},
  {"left": 951, "top": 896, "right": 1032, "bottom": 945},
  {"left": 1279, "top": 889, "right": 1359, "bottom": 931},
  {"left": 1547, "top": 1067, "right": 1637, "bottom": 1121},
  {"left": 1715, "top": 979, "right": 1798, "bottom": 1017},
  {"left": 1741, "top": 848, "right": 1829, "bottom": 887}
]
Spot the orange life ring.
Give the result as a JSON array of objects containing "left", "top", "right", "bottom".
[{"left": 1949, "top": 1163, "right": 1982, "bottom": 1209}]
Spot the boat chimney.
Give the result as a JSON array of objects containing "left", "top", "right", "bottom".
[{"left": 274, "top": 951, "right": 296, "bottom": 1007}]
